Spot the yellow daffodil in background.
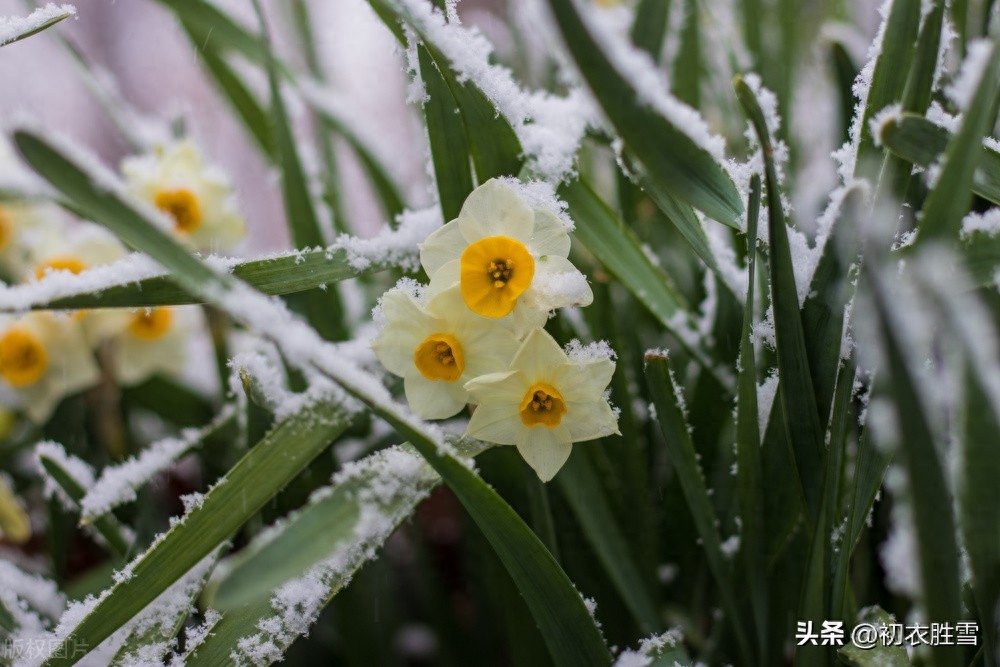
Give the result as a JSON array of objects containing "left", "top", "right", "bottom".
[
  {"left": 371, "top": 284, "right": 521, "bottom": 419},
  {"left": 419, "top": 179, "right": 592, "bottom": 335},
  {"left": 121, "top": 140, "right": 246, "bottom": 252},
  {"left": 0, "top": 473, "right": 30, "bottom": 545},
  {"left": 0, "top": 313, "right": 99, "bottom": 423},
  {"left": 465, "top": 328, "right": 619, "bottom": 482},
  {"left": 110, "top": 306, "right": 197, "bottom": 386},
  {"left": 27, "top": 222, "right": 132, "bottom": 344}
]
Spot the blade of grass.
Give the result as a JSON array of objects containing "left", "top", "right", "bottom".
[
  {"left": 556, "top": 450, "right": 662, "bottom": 635},
  {"left": 546, "top": 0, "right": 744, "bottom": 226},
  {"left": 735, "top": 76, "right": 824, "bottom": 523},
  {"left": 252, "top": 0, "right": 344, "bottom": 340},
  {"left": 868, "top": 270, "right": 963, "bottom": 667},
  {"left": 0, "top": 5, "right": 75, "bottom": 48},
  {"left": 853, "top": 0, "right": 921, "bottom": 174},
  {"left": 916, "top": 36, "right": 1000, "bottom": 243},
  {"left": 38, "top": 453, "right": 132, "bottom": 560},
  {"left": 418, "top": 42, "right": 475, "bottom": 220},
  {"left": 644, "top": 353, "right": 752, "bottom": 665},
  {"left": 40, "top": 400, "right": 352, "bottom": 667},
  {"left": 2, "top": 246, "right": 392, "bottom": 311},
  {"left": 879, "top": 112, "right": 1000, "bottom": 206},
  {"left": 735, "top": 174, "right": 767, "bottom": 663}
]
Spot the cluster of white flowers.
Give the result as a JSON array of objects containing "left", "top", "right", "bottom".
[
  {"left": 372, "top": 179, "right": 619, "bottom": 481},
  {"left": 0, "top": 139, "right": 245, "bottom": 423}
]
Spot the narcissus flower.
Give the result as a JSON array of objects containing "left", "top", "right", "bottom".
[
  {"left": 464, "top": 328, "right": 619, "bottom": 481},
  {"left": 111, "top": 306, "right": 197, "bottom": 386},
  {"left": 419, "top": 179, "right": 592, "bottom": 334},
  {"left": 371, "top": 284, "right": 521, "bottom": 419},
  {"left": 0, "top": 313, "right": 99, "bottom": 423},
  {"left": 0, "top": 473, "right": 30, "bottom": 545},
  {"left": 121, "top": 140, "right": 246, "bottom": 252}
]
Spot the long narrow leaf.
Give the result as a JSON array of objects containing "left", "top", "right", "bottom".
[{"left": 546, "top": 0, "right": 743, "bottom": 226}]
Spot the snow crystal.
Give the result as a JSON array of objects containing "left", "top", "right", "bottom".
[
  {"left": 0, "top": 4, "right": 75, "bottom": 47},
  {"left": 613, "top": 629, "right": 685, "bottom": 667},
  {"left": 720, "top": 535, "right": 740, "bottom": 559},
  {"left": 756, "top": 370, "right": 779, "bottom": 441},
  {"left": 946, "top": 39, "right": 993, "bottom": 111},
  {"left": 961, "top": 208, "right": 1000, "bottom": 239},
  {"left": 79, "top": 405, "right": 235, "bottom": 521},
  {"left": 565, "top": 339, "right": 616, "bottom": 362},
  {"left": 334, "top": 205, "right": 440, "bottom": 272}
]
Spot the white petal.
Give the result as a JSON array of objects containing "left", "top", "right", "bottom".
[
  {"left": 371, "top": 290, "right": 435, "bottom": 376},
  {"left": 459, "top": 322, "right": 521, "bottom": 379},
  {"left": 18, "top": 380, "right": 60, "bottom": 424},
  {"left": 457, "top": 179, "right": 533, "bottom": 243},
  {"left": 509, "top": 328, "right": 566, "bottom": 382},
  {"left": 425, "top": 259, "right": 461, "bottom": 301},
  {"left": 565, "top": 400, "right": 620, "bottom": 442},
  {"left": 516, "top": 424, "right": 573, "bottom": 482},
  {"left": 530, "top": 209, "right": 571, "bottom": 257},
  {"left": 115, "top": 331, "right": 186, "bottom": 386},
  {"left": 522, "top": 255, "right": 593, "bottom": 311},
  {"left": 510, "top": 301, "right": 549, "bottom": 338},
  {"left": 554, "top": 357, "right": 616, "bottom": 403},
  {"left": 464, "top": 370, "right": 525, "bottom": 403},
  {"left": 419, "top": 219, "right": 466, "bottom": 276},
  {"left": 404, "top": 370, "right": 468, "bottom": 420},
  {"left": 465, "top": 400, "right": 521, "bottom": 445}
]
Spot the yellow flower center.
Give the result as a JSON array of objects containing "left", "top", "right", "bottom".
[
  {"left": 128, "top": 308, "right": 174, "bottom": 341},
  {"left": 0, "top": 326, "right": 48, "bottom": 388},
  {"left": 154, "top": 188, "right": 202, "bottom": 234},
  {"left": 519, "top": 383, "right": 566, "bottom": 428},
  {"left": 414, "top": 334, "right": 464, "bottom": 382},
  {"left": 460, "top": 236, "right": 535, "bottom": 318},
  {"left": 35, "top": 255, "right": 87, "bottom": 280},
  {"left": 0, "top": 207, "right": 12, "bottom": 252}
]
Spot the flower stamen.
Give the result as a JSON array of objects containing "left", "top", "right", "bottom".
[
  {"left": 0, "top": 326, "right": 48, "bottom": 387},
  {"left": 519, "top": 383, "right": 566, "bottom": 428},
  {"left": 154, "top": 188, "right": 202, "bottom": 234},
  {"left": 415, "top": 334, "right": 464, "bottom": 381},
  {"left": 128, "top": 308, "right": 174, "bottom": 341},
  {"left": 460, "top": 236, "right": 534, "bottom": 318}
]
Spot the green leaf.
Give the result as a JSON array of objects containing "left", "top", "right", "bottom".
[
  {"left": 837, "top": 606, "right": 910, "bottom": 667},
  {"left": 370, "top": 0, "right": 524, "bottom": 181},
  {"left": 556, "top": 450, "right": 662, "bottom": 635},
  {"left": 853, "top": 0, "right": 921, "bottom": 173},
  {"left": 735, "top": 174, "right": 767, "bottom": 661},
  {"left": 630, "top": 0, "right": 669, "bottom": 59},
  {"left": 958, "top": 363, "right": 1000, "bottom": 665},
  {"left": 194, "top": 44, "right": 275, "bottom": 160},
  {"left": 545, "top": 0, "right": 743, "bottom": 226},
  {"left": 639, "top": 173, "right": 720, "bottom": 273},
  {"left": 879, "top": 112, "right": 1000, "bottom": 206},
  {"left": 735, "top": 76, "right": 824, "bottom": 522},
  {"left": 109, "top": 553, "right": 218, "bottom": 667},
  {"left": 917, "top": 37, "right": 1000, "bottom": 243},
  {"left": 3, "top": 246, "right": 392, "bottom": 312},
  {"left": 0, "top": 6, "right": 75, "bottom": 48},
  {"left": 207, "top": 443, "right": 452, "bottom": 610},
  {"left": 252, "top": 0, "right": 345, "bottom": 340},
  {"left": 644, "top": 354, "right": 752, "bottom": 665},
  {"left": 418, "top": 43, "right": 475, "bottom": 221},
  {"left": 40, "top": 400, "right": 352, "bottom": 667},
  {"left": 38, "top": 452, "right": 132, "bottom": 560},
  {"left": 560, "top": 180, "right": 708, "bottom": 361},
  {"left": 867, "top": 271, "right": 963, "bottom": 667}
]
